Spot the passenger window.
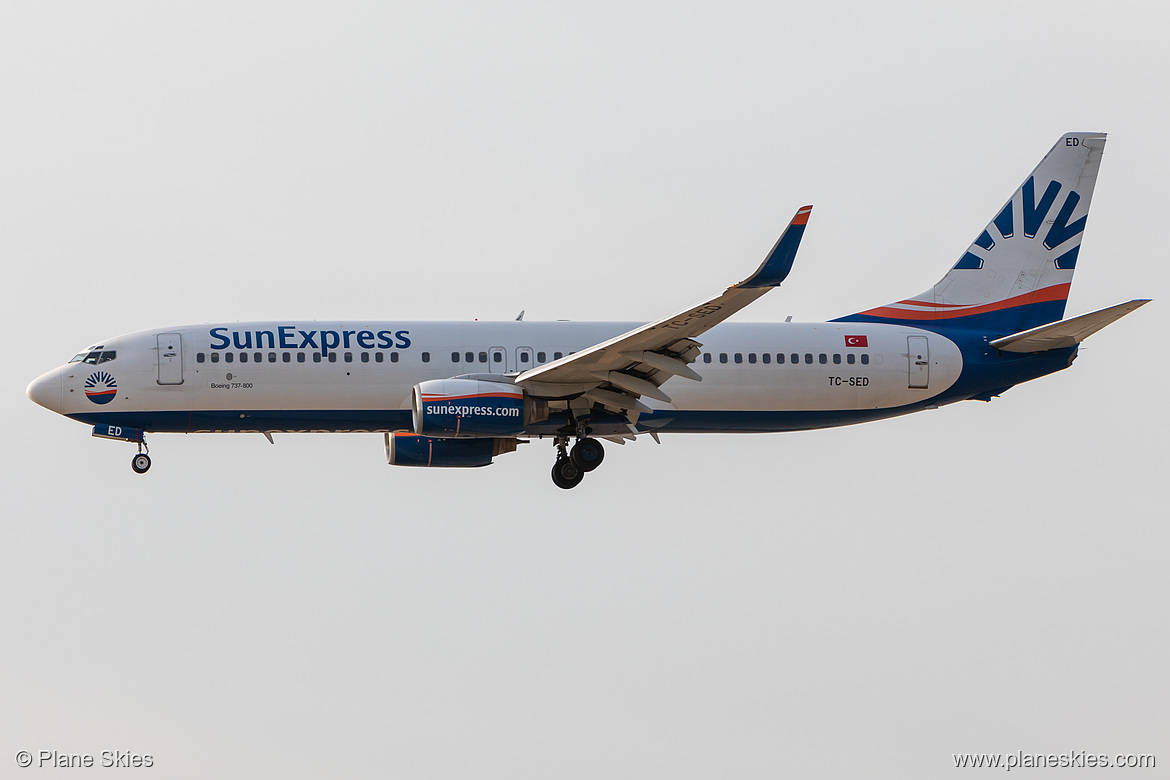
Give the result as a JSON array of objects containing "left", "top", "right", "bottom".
[
  {"left": 804, "top": 353, "right": 813, "bottom": 364},
  {"left": 282, "top": 352, "right": 291, "bottom": 363},
  {"left": 240, "top": 352, "right": 249, "bottom": 363},
  {"left": 268, "top": 352, "right": 276, "bottom": 363},
  {"left": 375, "top": 352, "right": 384, "bottom": 363},
  {"left": 777, "top": 353, "right": 785, "bottom": 364},
  {"left": 328, "top": 353, "right": 337, "bottom": 363},
  {"left": 537, "top": 352, "right": 547, "bottom": 363},
  {"left": 519, "top": 351, "right": 530, "bottom": 363},
  {"left": 791, "top": 353, "right": 799, "bottom": 364},
  {"left": 735, "top": 353, "right": 743, "bottom": 364},
  {"left": 748, "top": 353, "right": 756, "bottom": 364},
  {"left": 762, "top": 353, "right": 770, "bottom": 364},
  {"left": 719, "top": 353, "right": 728, "bottom": 364},
  {"left": 451, "top": 352, "right": 460, "bottom": 363},
  {"left": 197, "top": 353, "right": 205, "bottom": 364},
  {"left": 492, "top": 352, "right": 502, "bottom": 363},
  {"left": 833, "top": 354, "right": 841, "bottom": 364},
  {"left": 361, "top": 352, "right": 370, "bottom": 363},
  {"left": 390, "top": 352, "right": 399, "bottom": 363},
  {"left": 225, "top": 352, "right": 234, "bottom": 363},
  {"left": 703, "top": 353, "right": 712, "bottom": 364},
  {"left": 554, "top": 352, "right": 563, "bottom": 360},
  {"left": 847, "top": 353, "right": 856, "bottom": 365},
  {"left": 465, "top": 352, "right": 474, "bottom": 363},
  {"left": 296, "top": 352, "right": 306, "bottom": 363},
  {"left": 253, "top": 352, "right": 261, "bottom": 363},
  {"left": 819, "top": 354, "right": 827, "bottom": 364},
  {"left": 344, "top": 352, "right": 353, "bottom": 363},
  {"left": 421, "top": 352, "right": 430, "bottom": 363},
  {"left": 211, "top": 353, "right": 220, "bottom": 363},
  {"left": 478, "top": 352, "right": 487, "bottom": 363},
  {"left": 312, "top": 353, "right": 321, "bottom": 363},
  {"left": 861, "top": 354, "right": 870, "bottom": 365}
]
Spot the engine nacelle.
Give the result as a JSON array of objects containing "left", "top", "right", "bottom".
[
  {"left": 385, "top": 433, "right": 519, "bottom": 468},
  {"left": 412, "top": 378, "right": 545, "bottom": 438}
]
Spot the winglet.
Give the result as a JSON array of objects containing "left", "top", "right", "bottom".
[{"left": 738, "top": 205, "right": 813, "bottom": 288}]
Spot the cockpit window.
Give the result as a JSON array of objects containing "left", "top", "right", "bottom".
[{"left": 69, "top": 345, "right": 112, "bottom": 364}]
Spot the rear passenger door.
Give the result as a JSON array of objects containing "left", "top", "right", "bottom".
[{"left": 907, "top": 335, "right": 929, "bottom": 389}]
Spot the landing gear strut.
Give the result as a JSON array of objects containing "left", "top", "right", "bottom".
[
  {"left": 131, "top": 439, "right": 151, "bottom": 474},
  {"left": 549, "top": 432, "right": 604, "bottom": 489}
]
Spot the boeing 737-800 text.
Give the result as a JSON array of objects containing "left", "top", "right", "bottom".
[{"left": 27, "top": 133, "right": 1148, "bottom": 488}]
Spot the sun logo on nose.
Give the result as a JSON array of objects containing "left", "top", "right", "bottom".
[{"left": 84, "top": 371, "right": 117, "bottom": 404}]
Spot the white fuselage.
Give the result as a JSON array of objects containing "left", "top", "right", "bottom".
[{"left": 30, "top": 319, "right": 964, "bottom": 435}]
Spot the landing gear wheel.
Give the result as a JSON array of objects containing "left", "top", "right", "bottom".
[
  {"left": 570, "top": 437, "right": 605, "bottom": 472},
  {"left": 131, "top": 453, "right": 152, "bottom": 474},
  {"left": 551, "top": 457, "right": 584, "bottom": 489}
]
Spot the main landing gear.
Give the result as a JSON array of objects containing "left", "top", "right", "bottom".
[{"left": 550, "top": 432, "right": 605, "bottom": 490}]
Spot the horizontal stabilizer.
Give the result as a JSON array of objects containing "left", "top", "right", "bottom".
[{"left": 989, "top": 299, "right": 1150, "bottom": 353}]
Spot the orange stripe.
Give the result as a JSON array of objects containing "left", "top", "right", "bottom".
[
  {"left": 791, "top": 205, "right": 813, "bottom": 226},
  {"left": 860, "top": 284, "right": 1070, "bottom": 321}
]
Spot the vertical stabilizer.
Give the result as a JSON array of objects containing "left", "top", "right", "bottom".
[{"left": 836, "top": 133, "right": 1107, "bottom": 333}]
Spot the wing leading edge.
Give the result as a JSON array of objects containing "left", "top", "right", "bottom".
[{"left": 514, "top": 206, "right": 813, "bottom": 421}]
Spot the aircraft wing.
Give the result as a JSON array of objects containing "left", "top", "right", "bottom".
[
  {"left": 989, "top": 299, "right": 1150, "bottom": 352},
  {"left": 514, "top": 206, "right": 812, "bottom": 417}
]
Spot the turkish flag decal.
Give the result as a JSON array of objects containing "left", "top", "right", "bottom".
[{"left": 844, "top": 335, "right": 869, "bottom": 347}]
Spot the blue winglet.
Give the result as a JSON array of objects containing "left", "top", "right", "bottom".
[{"left": 738, "top": 205, "right": 812, "bottom": 288}]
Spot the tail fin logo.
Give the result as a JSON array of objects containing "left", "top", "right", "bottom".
[
  {"left": 961, "top": 177, "right": 1085, "bottom": 271},
  {"left": 84, "top": 371, "right": 117, "bottom": 405}
]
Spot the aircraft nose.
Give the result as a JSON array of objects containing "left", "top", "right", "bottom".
[{"left": 26, "top": 368, "right": 62, "bottom": 412}]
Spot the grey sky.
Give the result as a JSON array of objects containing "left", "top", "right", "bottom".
[{"left": 3, "top": 2, "right": 1167, "bottom": 777}]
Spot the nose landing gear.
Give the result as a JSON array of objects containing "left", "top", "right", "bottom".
[
  {"left": 129, "top": 437, "right": 151, "bottom": 474},
  {"left": 131, "top": 452, "right": 152, "bottom": 474},
  {"left": 91, "top": 424, "right": 153, "bottom": 474}
]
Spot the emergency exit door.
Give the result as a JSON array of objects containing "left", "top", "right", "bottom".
[
  {"left": 489, "top": 346, "right": 508, "bottom": 373},
  {"left": 157, "top": 333, "right": 184, "bottom": 385},
  {"left": 907, "top": 335, "right": 929, "bottom": 389}
]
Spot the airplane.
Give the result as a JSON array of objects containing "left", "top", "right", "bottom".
[{"left": 26, "top": 132, "right": 1149, "bottom": 489}]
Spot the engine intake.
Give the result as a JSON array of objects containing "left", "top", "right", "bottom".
[{"left": 412, "top": 378, "right": 545, "bottom": 438}]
